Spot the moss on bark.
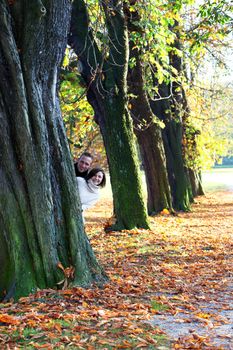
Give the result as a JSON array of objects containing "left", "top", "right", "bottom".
[{"left": 0, "top": 1, "right": 106, "bottom": 301}]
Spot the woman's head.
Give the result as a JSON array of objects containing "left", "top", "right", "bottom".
[{"left": 86, "top": 167, "right": 106, "bottom": 188}]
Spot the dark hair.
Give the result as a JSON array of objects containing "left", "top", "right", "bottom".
[
  {"left": 86, "top": 167, "right": 106, "bottom": 188},
  {"left": 80, "top": 152, "right": 93, "bottom": 160}
]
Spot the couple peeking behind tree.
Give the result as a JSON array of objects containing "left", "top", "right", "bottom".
[{"left": 74, "top": 152, "right": 106, "bottom": 215}]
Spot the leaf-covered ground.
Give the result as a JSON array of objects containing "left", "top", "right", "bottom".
[{"left": 0, "top": 190, "right": 232, "bottom": 349}]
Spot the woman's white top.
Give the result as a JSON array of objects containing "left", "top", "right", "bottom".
[{"left": 76, "top": 177, "right": 100, "bottom": 211}]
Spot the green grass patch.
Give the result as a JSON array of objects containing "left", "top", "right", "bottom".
[
  {"left": 5, "top": 327, "right": 47, "bottom": 345},
  {"left": 151, "top": 300, "right": 169, "bottom": 312},
  {"left": 137, "top": 244, "right": 158, "bottom": 254}
]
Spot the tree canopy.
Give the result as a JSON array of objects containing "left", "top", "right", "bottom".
[{"left": 64, "top": 0, "right": 232, "bottom": 170}]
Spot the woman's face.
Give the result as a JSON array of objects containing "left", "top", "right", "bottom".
[{"left": 91, "top": 171, "right": 104, "bottom": 186}]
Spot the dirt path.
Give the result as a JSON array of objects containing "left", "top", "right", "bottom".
[{"left": 148, "top": 191, "right": 233, "bottom": 349}]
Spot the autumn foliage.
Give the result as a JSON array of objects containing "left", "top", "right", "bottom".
[{"left": 0, "top": 190, "right": 232, "bottom": 349}]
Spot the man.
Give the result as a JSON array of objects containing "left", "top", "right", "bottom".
[{"left": 74, "top": 152, "right": 93, "bottom": 178}]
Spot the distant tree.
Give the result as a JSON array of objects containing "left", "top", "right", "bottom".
[
  {"left": 150, "top": 80, "right": 193, "bottom": 211},
  {"left": 125, "top": 5, "right": 173, "bottom": 214},
  {"left": 0, "top": 1, "right": 106, "bottom": 300},
  {"left": 124, "top": 0, "right": 192, "bottom": 211},
  {"left": 183, "top": 0, "right": 233, "bottom": 171}
]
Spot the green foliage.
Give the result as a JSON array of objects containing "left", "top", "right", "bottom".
[
  {"left": 185, "top": 81, "right": 233, "bottom": 169},
  {"left": 127, "top": 0, "right": 178, "bottom": 84},
  {"left": 184, "top": 0, "right": 232, "bottom": 62},
  {"left": 60, "top": 0, "right": 232, "bottom": 171},
  {"left": 60, "top": 71, "right": 94, "bottom": 149},
  {"left": 199, "top": 0, "right": 233, "bottom": 26}
]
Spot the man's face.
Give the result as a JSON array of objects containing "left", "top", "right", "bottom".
[{"left": 77, "top": 155, "right": 92, "bottom": 173}]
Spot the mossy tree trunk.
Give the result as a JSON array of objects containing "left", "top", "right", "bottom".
[
  {"left": 0, "top": 1, "right": 105, "bottom": 301},
  {"left": 182, "top": 109, "right": 205, "bottom": 198},
  {"left": 149, "top": 16, "right": 195, "bottom": 212},
  {"left": 69, "top": 0, "right": 149, "bottom": 230},
  {"left": 127, "top": 46, "right": 172, "bottom": 215}
]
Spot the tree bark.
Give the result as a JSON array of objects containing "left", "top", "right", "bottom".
[
  {"left": 127, "top": 48, "right": 172, "bottom": 215},
  {"left": 189, "top": 169, "right": 205, "bottom": 196},
  {"left": 69, "top": 0, "right": 149, "bottom": 230},
  {"left": 0, "top": 1, "right": 105, "bottom": 301},
  {"left": 150, "top": 81, "right": 192, "bottom": 211}
]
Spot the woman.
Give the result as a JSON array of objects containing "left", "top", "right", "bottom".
[{"left": 76, "top": 167, "right": 106, "bottom": 212}]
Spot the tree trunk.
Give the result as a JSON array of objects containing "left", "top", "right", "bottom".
[
  {"left": 150, "top": 81, "right": 192, "bottom": 211},
  {"left": 149, "top": 17, "right": 194, "bottom": 212},
  {"left": 167, "top": 22, "right": 194, "bottom": 210},
  {"left": 189, "top": 169, "right": 205, "bottom": 196},
  {"left": 127, "top": 48, "right": 172, "bottom": 215},
  {"left": 0, "top": 1, "right": 105, "bottom": 301},
  {"left": 69, "top": 0, "right": 149, "bottom": 230}
]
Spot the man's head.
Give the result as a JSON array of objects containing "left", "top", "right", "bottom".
[{"left": 77, "top": 152, "right": 93, "bottom": 173}]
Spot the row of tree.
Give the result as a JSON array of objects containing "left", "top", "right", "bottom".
[
  {"left": 67, "top": 0, "right": 232, "bottom": 222},
  {"left": 0, "top": 0, "right": 231, "bottom": 300}
]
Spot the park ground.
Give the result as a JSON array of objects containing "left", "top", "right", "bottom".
[{"left": 0, "top": 172, "right": 232, "bottom": 349}]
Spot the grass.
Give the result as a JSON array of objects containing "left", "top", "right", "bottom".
[
  {"left": 151, "top": 300, "right": 169, "bottom": 312},
  {"left": 202, "top": 167, "right": 233, "bottom": 192}
]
